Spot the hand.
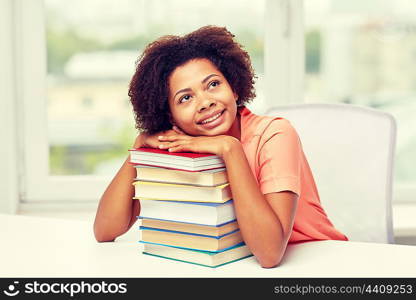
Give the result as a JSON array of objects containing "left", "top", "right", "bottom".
[
  {"left": 133, "top": 127, "right": 185, "bottom": 149},
  {"left": 157, "top": 133, "right": 239, "bottom": 157}
]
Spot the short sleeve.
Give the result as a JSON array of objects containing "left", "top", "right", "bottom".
[{"left": 257, "top": 119, "right": 302, "bottom": 196}]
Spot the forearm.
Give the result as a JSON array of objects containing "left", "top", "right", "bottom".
[
  {"left": 93, "top": 138, "right": 143, "bottom": 242},
  {"left": 222, "top": 140, "right": 288, "bottom": 268}
]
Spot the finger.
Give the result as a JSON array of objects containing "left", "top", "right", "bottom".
[
  {"left": 168, "top": 140, "right": 195, "bottom": 152},
  {"left": 158, "top": 141, "right": 182, "bottom": 149},
  {"left": 158, "top": 135, "right": 179, "bottom": 142},
  {"left": 173, "top": 126, "right": 185, "bottom": 134},
  {"left": 159, "top": 134, "right": 192, "bottom": 142},
  {"left": 168, "top": 145, "right": 185, "bottom": 152}
]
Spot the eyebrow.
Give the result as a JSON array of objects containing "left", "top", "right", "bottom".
[{"left": 173, "top": 74, "right": 219, "bottom": 100}]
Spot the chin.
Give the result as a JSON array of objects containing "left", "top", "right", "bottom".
[{"left": 204, "top": 126, "right": 231, "bottom": 136}]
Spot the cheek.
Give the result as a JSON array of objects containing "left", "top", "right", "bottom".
[
  {"left": 175, "top": 112, "right": 193, "bottom": 125},
  {"left": 171, "top": 110, "right": 195, "bottom": 128}
]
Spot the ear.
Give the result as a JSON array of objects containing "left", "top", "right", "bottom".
[
  {"left": 233, "top": 92, "right": 239, "bottom": 104},
  {"left": 232, "top": 88, "right": 238, "bottom": 99}
]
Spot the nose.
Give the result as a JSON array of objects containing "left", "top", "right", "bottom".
[{"left": 197, "top": 97, "right": 216, "bottom": 113}]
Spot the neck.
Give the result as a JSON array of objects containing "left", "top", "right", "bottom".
[{"left": 226, "top": 112, "right": 241, "bottom": 141}]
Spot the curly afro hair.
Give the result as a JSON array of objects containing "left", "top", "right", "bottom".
[{"left": 128, "top": 25, "right": 256, "bottom": 134}]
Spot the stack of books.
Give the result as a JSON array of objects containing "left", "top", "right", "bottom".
[{"left": 129, "top": 147, "right": 252, "bottom": 268}]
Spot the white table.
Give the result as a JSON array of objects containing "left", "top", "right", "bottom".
[{"left": 1, "top": 213, "right": 416, "bottom": 277}]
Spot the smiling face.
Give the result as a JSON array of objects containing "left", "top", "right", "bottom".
[{"left": 167, "top": 58, "right": 240, "bottom": 137}]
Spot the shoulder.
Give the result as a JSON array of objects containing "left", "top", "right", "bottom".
[
  {"left": 254, "top": 115, "right": 297, "bottom": 140},
  {"left": 264, "top": 117, "right": 295, "bottom": 134},
  {"left": 239, "top": 106, "right": 299, "bottom": 143}
]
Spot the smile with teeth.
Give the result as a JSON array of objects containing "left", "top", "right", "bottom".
[{"left": 200, "top": 111, "right": 223, "bottom": 124}]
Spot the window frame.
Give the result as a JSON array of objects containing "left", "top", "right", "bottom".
[
  {"left": 0, "top": 0, "right": 19, "bottom": 213},
  {"left": 15, "top": 0, "right": 113, "bottom": 202}
]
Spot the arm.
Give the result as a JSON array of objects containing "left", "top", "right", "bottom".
[
  {"left": 93, "top": 135, "right": 144, "bottom": 242},
  {"left": 94, "top": 129, "right": 183, "bottom": 242},
  {"left": 222, "top": 139, "right": 298, "bottom": 268},
  {"left": 158, "top": 134, "right": 298, "bottom": 268}
]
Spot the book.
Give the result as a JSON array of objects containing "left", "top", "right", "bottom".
[
  {"left": 138, "top": 199, "right": 236, "bottom": 226},
  {"left": 140, "top": 227, "right": 243, "bottom": 252},
  {"left": 141, "top": 242, "right": 252, "bottom": 268},
  {"left": 133, "top": 181, "right": 232, "bottom": 203},
  {"left": 135, "top": 165, "right": 228, "bottom": 187},
  {"left": 129, "top": 148, "right": 225, "bottom": 171},
  {"left": 140, "top": 218, "right": 239, "bottom": 237}
]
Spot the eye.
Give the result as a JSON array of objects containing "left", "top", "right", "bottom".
[
  {"left": 208, "top": 80, "right": 220, "bottom": 89},
  {"left": 179, "top": 94, "right": 192, "bottom": 104}
]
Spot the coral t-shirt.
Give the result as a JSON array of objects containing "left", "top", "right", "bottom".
[{"left": 238, "top": 106, "right": 348, "bottom": 243}]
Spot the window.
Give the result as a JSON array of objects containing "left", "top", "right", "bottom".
[
  {"left": 2, "top": 0, "right": 301, "bottom": 207},
  {"left": 45, "top": 0, "right": 266, "bottom": 177},
  {"left": 16, "top": 0, "right": 281, "bottom": 203},
  {"left": 304, "top": 0, "right": 416, "bottom": 202}
]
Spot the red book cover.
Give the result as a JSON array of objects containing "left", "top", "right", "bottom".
[
  {"left": 130, "top": 163, "right": 223, "bottom": 172},
  {"left": 128, "top": 147, "right": 218, "bottom": 159}
]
